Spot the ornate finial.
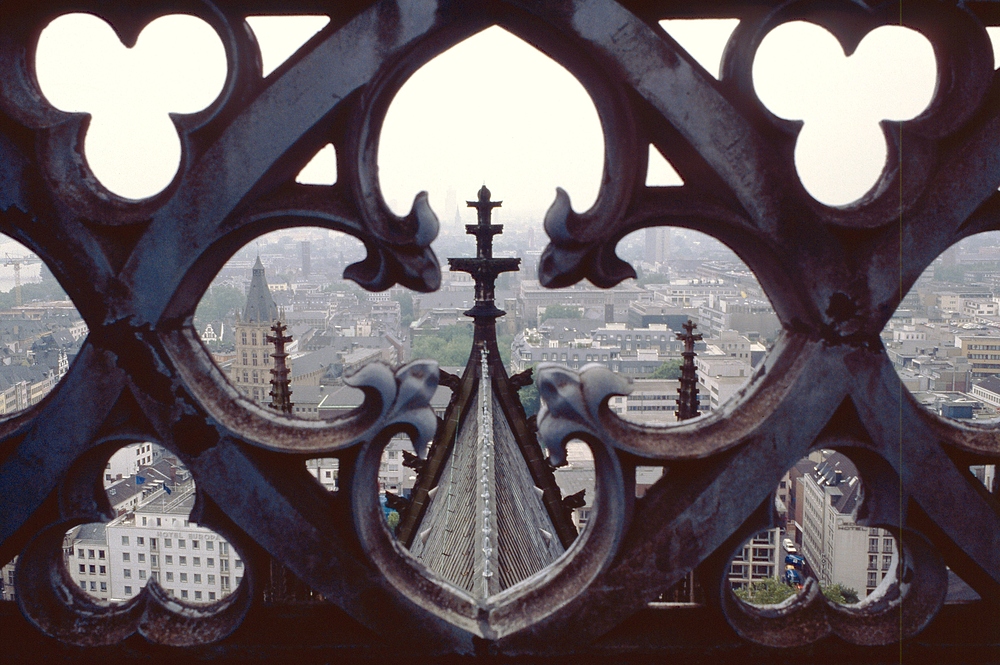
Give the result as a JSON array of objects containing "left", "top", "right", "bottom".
[
  {"left": 449, "top": 186, "right": 519, "bottom": 319},
  {"left": 675, "top": 320, "right": 703, "bottom": 420},
  {"left": 267, "top": 320, "right": 294, "bottom": 414}
]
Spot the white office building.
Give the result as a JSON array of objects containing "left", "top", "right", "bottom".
[{"left": 99, "top": 482, "right": 243, "bottom": 604}]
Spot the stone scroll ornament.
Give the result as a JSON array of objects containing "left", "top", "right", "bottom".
[{"left": 0, "top": 0, "right": 995, "bottom": 655}]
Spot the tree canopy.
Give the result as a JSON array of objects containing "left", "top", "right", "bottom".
[
  {"left": 395, "top": 291, "right": 414, "bottom": 328},
  {"left": 821, "top": 583, "right": 859, "bottom": 605},
  {"left": 933, "top": 265, "right": 966, "bottom": 283},
  {"left": 194, "top": 284, "right": 245, "bottom": 330},
  {"left": 411, "top": 324, "right": 474, "bottom": 367},
  {"left": 650, "top": 358, "right": 683, "bottom": 379},
  {"left": 540, "top": 304, "right": 582, "bottom": 322},
  {"left": 733, "top": 577, "right": 795, "bottom": 605},
  {"left": 734, "top": 577, "right": 861, "bottom": 607},
  {"left": 519, "top": 369, "right": 540, "bottom": 418}
]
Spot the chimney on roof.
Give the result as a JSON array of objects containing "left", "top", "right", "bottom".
[{"left": 834, "top": 469, "right": 844, "bottom": 486}]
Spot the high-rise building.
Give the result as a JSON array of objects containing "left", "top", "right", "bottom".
[
  {"left": 300, "top": 240, "right": 311, "bottom": 277},
  {"left": 795, "top": 452, "right": 896, "bottom": 598},
  {"left": 644, "top": 227, "right": 670, "bottom": 265}
]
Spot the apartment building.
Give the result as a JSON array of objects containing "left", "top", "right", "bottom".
[{"left": 727, "top": 527, "right": 782, "bottom": 590}]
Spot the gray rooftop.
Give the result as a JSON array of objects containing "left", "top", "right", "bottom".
[
  {"left": 242, "top": 256, "right": 279, "bottom": 323},
  {"left": 408, "top": 354, "right": 563, "bottom": 597}
]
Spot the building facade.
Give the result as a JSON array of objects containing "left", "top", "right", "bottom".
[
  {"left": 795, "top": 453, "right": 896, "bottom": 598},
  {"left": 230, "top": 256, "right": 284, "bottom": 402}
]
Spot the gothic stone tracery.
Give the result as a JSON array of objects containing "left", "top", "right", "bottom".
[{"left": 0, "top": 0, "right": 997, "bottom": 658}]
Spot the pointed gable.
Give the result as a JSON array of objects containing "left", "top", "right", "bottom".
[
  {"left": 243, "top": 256, "right": 279, "bottom": 323},
  {"left": 398, "top": 187, "right": 577, "bottom": 600}
]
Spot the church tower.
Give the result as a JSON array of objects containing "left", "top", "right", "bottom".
[
  {"left": 231, "top": 256, "right": 285, "bottom": 403},
  {"left": 397, "top": 186, "right": 578, "bottom": 599}
]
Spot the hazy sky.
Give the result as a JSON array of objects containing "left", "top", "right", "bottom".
[{"left": 31, "top": 14, "right": 1000, "bottom": 220}]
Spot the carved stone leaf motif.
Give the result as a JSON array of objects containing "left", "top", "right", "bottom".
[{"left": 0, "top": 0, "right": 995, "bottom": 654}]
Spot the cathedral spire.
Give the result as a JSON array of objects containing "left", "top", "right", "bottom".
[
  {"left": 267, "top": 320, "right": 293, "bottom": 414},
  {"left": 395, "top": 187, "right": 578, "bottom": 596},
  {"left": 675, "top": 320, "right": 703, "bottom": 420}
]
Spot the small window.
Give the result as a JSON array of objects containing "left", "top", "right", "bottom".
[
  {"left": 179, "top": 556, "right": 187, "bottom": 566},
  {"left": 192, "top": 540, "right": 199, "bottom": 550},
  {"left": 180, "top": 573, "right": 188, "bottom": 582},
  {"left": 137, "top": 537, "right": 144, "bottom": 546},
  {"left": 77, "top": 549, "right": 84, "bottom": 558},
  {"left": 89, "top": 565, "right": 95, "bottom": 574},
  {"left": 138, "top": 553, "right": 145, "bottom": 563},
  {"left": 88, "top": 581, "right": 96, "bottom": 591},
  {"left": 78, "top": 564, "right": 85, "bottom": 573},
  {"left": 193, "top": 557, "right": 200, "bottom": 566},
  {"left": 208, "top": 574, "right": 215, "bottom": 585},
  {"left": 124, "top": 585, "right": 132, "bottom": 595},
  {"left": 165, "top": 539, "right": 172, "bottom": 548},
  {"left": 88, "top": 549, "right": 95, "bottom": 559},
  {"left": 122, "top": 552, "right": 130, "bottom": 562},
  {"left": 123, "top": 569, "right": 131, "bottom": 579},
  {"left": 181, "top": 589, "right": 188, "bottom": 599},
  {"left": 194, "top": 574, "right": 201, "bottom": 583},
  {"left": 209, "top": 591, "right": 216, "bottom": 600},
  {"left": 121, "top": 536, "right": 129, "bottom": 546},
  {"left": 139, "top": 570, "right": 146, "bottom": 580},
  {"left": 99, "top": 565, "right": 106, "bottom": 574},
  {"left": 207, "top": 558, "right": 214, "bottom": 567},
  {"left": 179, "top": 539, "right": 186, "bottom": 549},
  {"left": 195, "top": 590, "right": 202, "bottom": 600},
  {"left": 100, "top": 582, "right": 107, "bottom": 592},
  {"left": 206, "top": 541, "right": 214, "bottom": 551},
  {"left": 165, "top": 555, "right": 173, "bottom": 565}
]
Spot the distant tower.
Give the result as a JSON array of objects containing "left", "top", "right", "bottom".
[
  {"left": 267, "top": 320, "right": 294, "bottom": 414},
  {"left": 645, "top": 227, "right": 670, "bottom": 265},
  {"left": 231, "top": 256, "right": 283, "bottom": 403},
  {"left": 675, "top": 320, "right": 702, "bottom": 420},
  {"left": 444, "top": 186, "right": 457, "bottom": 229},
  {"left": 398, "top": 186, "right": 578, "bottom": 598},
  {"left": 300, "top": 240, "right": 311, "bottom": 277}
]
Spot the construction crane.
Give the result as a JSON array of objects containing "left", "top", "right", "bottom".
[{"left": 4, "top": 254, "right": 41, "bottom": 308}]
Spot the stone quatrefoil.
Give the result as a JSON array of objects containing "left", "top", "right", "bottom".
[{"left": 0, "top": 0, "right": 997, "bottom": 655}]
